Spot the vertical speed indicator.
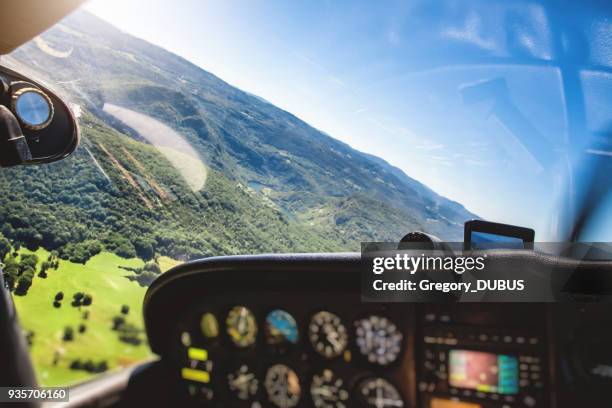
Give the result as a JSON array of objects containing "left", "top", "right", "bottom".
[
  {"left": 354, "top": 315, "right": 403, "bottom": 366},
  {"left": 265, "top": 364, "right": 301, "bottom": 408},
  {"left": 310, "top": 369, "right": 349, "bottom": 408}
]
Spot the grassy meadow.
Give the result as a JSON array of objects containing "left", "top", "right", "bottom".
[{"left": 12, "top": 248, "right": 180, "bottom": 386}]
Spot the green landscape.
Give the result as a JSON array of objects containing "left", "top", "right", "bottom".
[
  {"left": 0, "top": 10, "right": 476, "bottom": 386},
  {"left": 5, "top": 245, "right": 179, "bottom": 386}
]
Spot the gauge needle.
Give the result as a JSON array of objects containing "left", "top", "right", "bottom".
[
  {"left": 233, "top": 373, "right": 254, "bottom": 386},
  {"left": 327, "top": 332, "right": 342, "bottom": 350},
  {"left": 238, "top": 308, "right": 247, "bottom": 332},
  {"left": 312, "top": 387, "right": 335, "bottom": 399}
]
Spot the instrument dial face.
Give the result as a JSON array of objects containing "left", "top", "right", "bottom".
[
  {"left": 309, "top": 311, "right": 348, "bottom": 358},
  {"left": 228, "top": 364, "right": 258, "bottom": 401},
  {"left": 310, "top": 369, "right": 349, "bottom": 408},
  {"left": 265, "top": 309, "right": 299, "bottom": 346},
  {"left": 264, "top": 364, "right": 301, "bottom": 408},
  {"left": 187, "top": 383, "right": 214, "bottom": 403},
  {"left": 226, "top": 306, "right": 257, "bottom": 348},
  {"left": 356, "top": 377, "right": 404, "bottom": 408},
  {"left": 354, "top": 315, "right": 403, "bottom": 366},
  {"left": 200, "top": 312, "right": 219, "bottom": 339}
]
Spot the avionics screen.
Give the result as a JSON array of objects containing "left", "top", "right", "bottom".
[
  {"left": 470, "top": 231, "right": 525, "bottom": 249},
  {"left": 448, "top": 350, "right": 518, "bottom": 394}
]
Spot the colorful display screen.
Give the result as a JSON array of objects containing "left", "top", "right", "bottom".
[
  {"left": 448, "top": 350, "right": 518, "bottom": 394},
  {"left": 431, "top": 398, "right": 481, "bottom": 408}
]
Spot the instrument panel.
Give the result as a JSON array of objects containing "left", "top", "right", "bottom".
[
  {"left": 171, "top": 292, "right": 412, "bottom": 407},
  {"left": 142, "top": 253, "right": 612, "bottom": 408}
]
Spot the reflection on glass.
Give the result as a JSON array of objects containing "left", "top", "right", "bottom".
[{"left": 103, "top": 103, "right": 207, "bottom": 191}]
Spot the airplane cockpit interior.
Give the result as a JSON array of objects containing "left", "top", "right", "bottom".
[{"left": 0, "top": 0, "right": 611, "bottom": 407}]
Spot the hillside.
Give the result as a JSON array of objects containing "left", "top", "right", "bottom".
[
  {"left": 0, "top": 9, "right": 479, "bottom": 387},
  {"left": 0, "top": 10, "right": 476, "bottom": 263}
]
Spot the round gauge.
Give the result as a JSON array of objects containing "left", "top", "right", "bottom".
[
  {"left": 226, "top": 306, "right": 257, "bottom": 348},
  {"left": 310, "top": 369, "right": 349, "bottom": 408},
  {"left": 228, "top": 364, "right": 258, "bottom": 401},
  {"left": 200, "top": 312, "right": 219, "bottom": 339},
  {"left": 356, "top": 377, "right": 404, "bottom": 408},
  {"left": 11, "top": 87, "right": 54, "bottom": 130},
  {"left": 354, "top": 315, "right": 403, "bottom": 366},
  {"left": 309, "top": 311, "right": 348, "bottom": 359},
  {"left": 180, "top": 331, "right": 192, "bottom": 347},
  {"left": 187, "top": 383, "right": 214, "bottom": 404},
  {"left": 265, "top": 309, "right": 299, "bottom": 345},
  {"left": 264, "top": 364, "right": 301, "bottom": 408}
]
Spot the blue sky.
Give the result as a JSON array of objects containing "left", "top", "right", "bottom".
[{"left": 83, "top": 0, "right": 608, "bottom": 240}]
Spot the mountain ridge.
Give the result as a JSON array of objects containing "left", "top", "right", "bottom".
[{"left": 1, "top": 9, "right": 477, "bottom": 260}]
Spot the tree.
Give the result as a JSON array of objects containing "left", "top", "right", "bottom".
[
  {"left": 112, "top": 316, "right": 125, "bottom": 330},
  {"left": 63, "top": 326, "right": 74, "bottom": 341},
  {"left": 143, "top": 262, "right": 161, "bottom": 274},
  {"left": 134, "top": 237, "right": 155, "bottom": 261},
  {"left": 82, "top": 294, "right": 92, "bottom": 306},
  {"left": 117, "top": 322, "right": 143, "bottom": 345},
  {"left": 114, "top": 242, "right": 136, "bottom": 259},
  {"left": 78, "top": 324, "right": 87, "bottom": 334},
  {"left": 96, "top": 361, "right": 109, "bottom": 373},
  {"left": 72, "top": 292, "right": 84, "bottom": 306},
  {"left": 14, "top": 275, "right": 33, "bottom": 296},
  {"left": 19, "top": 254, "right": 38, "bottom": 272},
  {"left": 52, "top": 351, "right": 60, "bottom": 366},
  {"left": 60, "top": 240, "right": 102, "bottom": 264},
  {"left": 55, "top": 291, "right": 64, "bottom": 301},
  {"left": 83, "top": 360, "right": 95, "bottom": 372},
  {"left": 121, "top": 305, "right": 130, "bottom": 315},
  {"left": 0, "top": 233, "right": 11, "bottom": 261},
  {"left": 24, "top": 330, "right": 34, "bottom": 347}
]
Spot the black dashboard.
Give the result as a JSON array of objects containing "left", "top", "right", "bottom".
[{"left": 141, "top": 253, "right": 612, "bottom": 408}]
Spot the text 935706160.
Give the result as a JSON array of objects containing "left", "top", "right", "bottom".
[{"left": 1, "top": 387, "right": 69, "bottom": 402}]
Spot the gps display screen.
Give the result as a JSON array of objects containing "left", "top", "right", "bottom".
[
  {"left": 449, "top": 350, "right": 519, "bottom": 394},
  {"left": 470, "top": 231, "right": 526, "bottom": 249}
]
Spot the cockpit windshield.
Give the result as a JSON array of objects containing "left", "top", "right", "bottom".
[{"left": 0, "top": 0, "right": 609, "bottom": 386}]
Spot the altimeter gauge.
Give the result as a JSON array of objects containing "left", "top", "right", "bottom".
[{"left": 309, "top": 311, "right": 348, "bottom": 359}]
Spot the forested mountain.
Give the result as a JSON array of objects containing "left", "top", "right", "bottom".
[{"left": 0, "top": 10, "right": 475, "bottom": 263}]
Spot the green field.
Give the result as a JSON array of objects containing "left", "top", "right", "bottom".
[{"left": 12, "top": 249, "right": 179, "bottom": 386}]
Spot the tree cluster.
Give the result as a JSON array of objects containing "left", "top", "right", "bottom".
[{"left": 69, "top": 359, "right": 108, "bottom": 373}]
